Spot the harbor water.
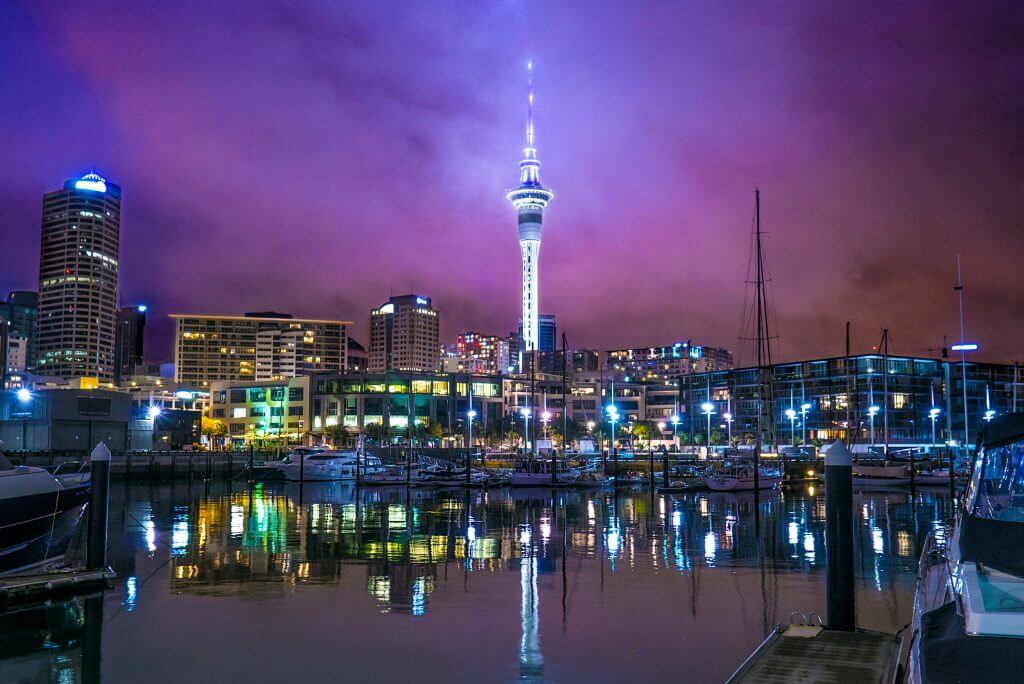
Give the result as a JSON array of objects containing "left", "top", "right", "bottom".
[{"left": 1, "top": 481, "right": 953, "bottom": 682}]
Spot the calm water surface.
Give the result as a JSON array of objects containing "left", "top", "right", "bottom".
[{"left": 1, "top": 481, "right": 953, "bottom": 683}]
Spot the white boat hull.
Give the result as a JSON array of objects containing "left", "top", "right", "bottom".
[{"left": 707, "top": 475, "right": 781, "bottom": 491}]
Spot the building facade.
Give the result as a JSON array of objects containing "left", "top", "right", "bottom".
[
  {"left": 172, "top": 313, "right": 348, "bottom": 386},
  {"left": 679, "top": 354, "right": 1024, "bottom": 450},
  {"left": 607, "top": 341, "right": 734, "bottom": 383},
  {"left": 114, "top": 304, "right": 147, "bottom": 385},
  {"left": 312, "top": 372, "right": 504, "bottom": 438},
  {"left": 368, "top": 295, "right": 439, "bottom": 372},
  {"left": 0, "top": 291, "right": 38, "bottom": 379},
  {"left": 452, "top": 332, "right": 510, "bottom": 374},
  {"left": 36, "top": 173, "right": 121, "bottom": 382},
  {"left": 210, "top": 376, "right": 312, "bottom": 446}
]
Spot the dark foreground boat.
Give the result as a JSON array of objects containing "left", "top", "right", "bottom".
[
  {"left": 908, "top": 413, "right": 1024, "bottom": 682},
  {"left": 0, "top": 452, "right": 89, "bottom": 576}
]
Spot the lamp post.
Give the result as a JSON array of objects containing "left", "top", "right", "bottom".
[
  {"left": 606, "top": 404, "right": 619, "bottom": 480},
  {"left": 700, "top": 402, "right": 714, "bottom": 457},
  {"left": 800, "top": 402, "right": 811, "bottom": 445},
  {"left": 928, "top": 407, "right": 941, "bottom": 452},
  {"left": 723, "top": 412, "right": 733, "bottom": 446},
  {"left": 520, "top": 407, "right": 531, "bottom": 456},
  {"left": 466, "top": 409, "right": 477, "bottom": 448},
  {"left": 785, "top": 408, "right": 797, "bottom": 446},
  {"left": 983, "top": 385, "right": 995, "bottom": 423},
  {"left": 868, "top": 405, "right": 880, "bottom": 448},
  {"left": 16, "top": 388, "right": 32, "bottom": 449},
  {"left": 670, "top": 413, "right": 680, "bottom": 452},
  {"left": 541, "top": 410, "right": 551, "bottom": 438}
]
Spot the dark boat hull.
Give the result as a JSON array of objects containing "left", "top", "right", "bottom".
[{"left": 0, "top": 484, "right": 89, "bottom": 575}]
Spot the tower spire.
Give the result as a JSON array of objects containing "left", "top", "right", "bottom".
[{"left": 526, "top": 60, "right": 535, "bottom": 157}]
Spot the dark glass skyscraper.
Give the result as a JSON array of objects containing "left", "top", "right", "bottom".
[
  {"left": 36, "top": 172, "right": 121, "bottom": 382},
  {"left": 114, "top": 304, "right": 147, "bottom": 385}
]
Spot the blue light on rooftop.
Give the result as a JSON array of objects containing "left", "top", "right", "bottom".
[
  {"left": 74, "top": 173, "right": 107, "bottom": 193},
  {"left": 137, "top": 304, "right": 148, "bottom": 313}
]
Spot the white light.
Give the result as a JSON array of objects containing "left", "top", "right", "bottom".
[
  {"left": 148, "top": 406, "right": 162, "bottom": 420},
  {"left": 670, "top": 414, "right": 680, "bottom": 425},
  {"left": 137, "top": 304, "right": 148, "bottom": 313},
  {"left": 467, "top": 410, "right": 477, "bottom": 419},
  {"left": 701, "top": 402, "right": 714, "bottom": 414},
  {"left": 868, "top": 405, "right": 880, "bottom": 416},
  {"left": 785, "top": 408, "right": 797, "bottom": 419},
  {"left": 723, "top": 412, "right": 732, "bottom": 422},
  {"left": 657, "top": 421, "right": 666, "bottom": 430},
  {"left": 929, "top": 408, "right": 941, "bottom": 418},
  {"left": 174, "top": 390, "right": 193, "bottom": 400},
  {"left": 541, "top": 411, "right": 551, "bottom": 421},
  {"left": 951, "top": 343, "right": 979, "bottom": 352},
  {"left": 16, "top": 388, "right": 32, "bottom": 402},
  {"left": 800, "top": 403, "right": 811, "bottom": 411}
]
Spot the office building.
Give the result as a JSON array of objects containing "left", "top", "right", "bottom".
[
  {"left": 347, "top": 338, "right": 368, "bottom": 371},
  {"left": 452, "top": 332, "right": 510, "bottom": 374},
  {"left": 507, "top": 64, "right": 554, "bottom": 353},
  {"left": 172, "top": 312, "right": 349, "bottom": 386},
  {"left": 114, "top": 304, "right": 147, "bottom": 385},
  {"left": 368, "top": 295, "right": 439, "bottom": 372},
  {"left": 210, "top": 376, "right": 312, "bottom": 446},
  {"left": 680, "top": 354, "right": 1024, "bottom": 450},
  {"left": 0, "top": 291, "right": 38, "bottom": 376},
  {"left": 607, "top": 342, "right": 734, "bottom": 382},
  {"left": 36, "top": 172, "right": 121, "bottom": 382}
]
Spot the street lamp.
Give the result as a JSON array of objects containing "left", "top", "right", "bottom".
[
  {"left": 606, "top": 404, "right": 619, "bottom": 476},
  {"left": 541, "top": 410, "right": 551, "bottom": 438},
  {"left": 723, "top": 412, "right": 733, "bottom": 445},
  {"left": 785, "top": 408, "right": 797, "bottom": 446},
  {"left": 16, "top": 388, "right": 32, "bottom": 403},
  {"left": 868, "top": 404, "right": 880, "bottom": 448},
  {"left": 670, "top": 413, "right": 680, "bottom": 451},
  {"left": 148, "top": 405, "right": 162, "bottom": 421},
  {"left": 800, "top": 402, "right": 811, "bottom": 445},
  {"left": 700, "top": 402, "right": 714, "bottom": 456},
  {"left": 520, "top": 407, "right": 531, "bottom": 455},
  {"left": 466, "top": 409, "right": 477, "bottom": 448},
  {"left": 983, "top": 385, "right": 995, "bottom": 422},
  {"left": 928, "top": 407, "right": 941, "bottom": 451}
]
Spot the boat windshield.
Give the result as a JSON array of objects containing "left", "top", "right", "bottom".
[{"left": 972, "top": 440, "right": 1024, "bottom": 523}]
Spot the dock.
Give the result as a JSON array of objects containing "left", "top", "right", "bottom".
[
  {"left": 0, "top": 566, "right": 115, "bottom": 609},
  {"left": 727, "top": 625, "right": 902, "bottom": 683}
]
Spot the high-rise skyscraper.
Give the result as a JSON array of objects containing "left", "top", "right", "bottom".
[
  {"left": 0, "top": 291, "right": 38, "bottom": 382},
  {"left": 507, "top": 62, "right": 553, "bottom": 354},
  {"left": 36, "top": 172, "right": 121, "bottom": 382},
  {"left": 114, "top": 304, "right": 147, "bottom": 384},
  {"left": 368, "top": 294, "right": 440, "bottom": 372}
]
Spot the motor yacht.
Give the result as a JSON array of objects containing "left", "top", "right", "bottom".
[
  {"left": 852, "top": 463, "right": 911, "bottom": 487},
  {"left": 510, "top": 459, "right": 579, "bottom": 486},
  {"left": 907, "top": 413, "right": 1024, "bottom": 682},
  {"left": 0, "top": 451, "right": 90, "bottom": 576},
  {"left": 266, "top": 449, "right": 383, "bottom": 482},
  {"left": 706, "top": 461, "right": 782, "bottom": 491}
]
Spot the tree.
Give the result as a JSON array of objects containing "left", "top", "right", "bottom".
[
  {"left": 201, "top": 417, "right": 227, "bottom": 450},
  {"left": 326, "top": 423, "right": 348, "bottom": 446},
  {"left": 632, "top": 421, "right": 651, "bottom": 445}
]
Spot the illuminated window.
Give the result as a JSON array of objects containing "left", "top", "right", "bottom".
[
  {"left": 232, "top": 407, "right": 246, "bottom": 418},
  {"left": 893, "top": 393, "right": 908, "bottom": 409},
  {"left": 412, "top": 380, "right": 431, "bottom": 394}
]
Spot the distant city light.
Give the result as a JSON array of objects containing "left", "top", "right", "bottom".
[{"left": 137, "top": 304, "right": 148, "bottom": 313}]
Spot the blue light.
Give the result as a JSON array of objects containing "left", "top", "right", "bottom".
[
  {"left": 137, "top": 304, "right": 148, "bottom": 313},
  {"left": 16, "top": 388, "right": 32, "bottom": 402},
  {"left": 951, "top": 343, "right": 979, "bottom": 352},
  {"left": 74, "top": 173, "right": 107, "bottom": 193}
]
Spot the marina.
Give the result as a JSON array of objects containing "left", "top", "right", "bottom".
[{"left": 0, "top": 475, "right": 955, "bottom": 681}]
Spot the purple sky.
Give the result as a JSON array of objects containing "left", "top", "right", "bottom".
[{"left": 2, "top": 1, "right": 1023, "bottom": 364}]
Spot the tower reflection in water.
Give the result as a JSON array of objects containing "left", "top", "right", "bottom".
[{"left": 0, "top": 481, "right": 956, "bottom": 682}]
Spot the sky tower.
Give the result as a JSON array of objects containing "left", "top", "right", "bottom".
[{"left": 507, "top": 61, "right": 553, "bottom": 354}]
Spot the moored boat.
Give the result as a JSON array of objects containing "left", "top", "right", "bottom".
[
  {"left": 852, "top": 464, "right": 910, "bottom": 487},
  {"left": 0, "top": 451, "right": 90, "bottom": 576},
  {"left": 707, "top": 461, "right": 781, "bottom": 491},
  {"left": 907, "top": 413, "right": 1024, "bottom": 681}
]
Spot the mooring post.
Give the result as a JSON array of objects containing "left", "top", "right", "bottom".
[
  {"left": 909, "top": 448, "right": 916, "bottom": 488},
  {"left": 87, "top": 442, "right": 112, "bottom": 570},
  {"left": 662, "top": 454, "right": 669, "bottom": 488},
  {"left": 247, "top": 445, "right": 254, "bottom": 482},
  {"left": 824, "top": 439, "right": 855, "bottom": 631},
  {"left": 82, "top": 594, "right": 104, "bottom": 684}
]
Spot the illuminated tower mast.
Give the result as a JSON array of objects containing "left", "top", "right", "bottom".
[{"left": 507, "top": 61, "right": 554, "bottom": 355}]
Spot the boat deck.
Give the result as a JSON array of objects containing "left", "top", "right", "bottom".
[{"left": 727, "top": 625, "right": 901, "bottom": 683}]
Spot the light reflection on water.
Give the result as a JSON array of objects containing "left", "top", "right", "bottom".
[{"left": 0, "top": 482, "right": 953, "bottom": 683}]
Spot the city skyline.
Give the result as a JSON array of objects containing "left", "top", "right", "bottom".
[{"left": 2, "top": 3, "right": 1024, "bottom": 363}]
